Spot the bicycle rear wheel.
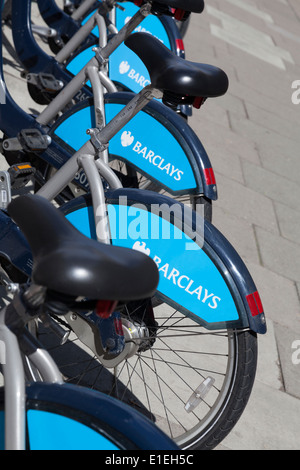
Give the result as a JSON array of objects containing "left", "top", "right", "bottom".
[
  {"left": 40, "top": 302, "right": 257, "bottom": 450},
  {"left": 36, "top": 192, "right": 260, "bottom": 450}
]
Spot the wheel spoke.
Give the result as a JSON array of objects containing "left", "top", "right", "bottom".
[{"left": 39, "top": 304, "right": 256, "bottom": 449}]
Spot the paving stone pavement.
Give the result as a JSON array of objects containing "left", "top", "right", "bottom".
[
  {"left": 184, "top": 0, "right": 300, "bottom": 450},
  {"left": 0, "top": 0, "right": 300, "bottom": 450}
]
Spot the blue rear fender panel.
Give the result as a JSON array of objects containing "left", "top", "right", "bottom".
[
  {"left": 26, "top": 382, "right": 179, "bottom": 450},
  {"left": 105, "top": 188, "right": 266, "bottom": 334},
  {"left": 61, "top": 190, "right": 266, "bottom": 334},
  {"left": 51, "top": 92, "right": 217, "bottom": 199}
]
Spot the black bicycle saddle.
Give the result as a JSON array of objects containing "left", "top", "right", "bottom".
[
  {"left": 125, "top": 32, "right": 229, "bottom": 99},
  {"left": 7, "top": 195, "right": 159, "bottom": 301},
  {"left": 127, "top": 0, "right": 205, "bottom": 14}
]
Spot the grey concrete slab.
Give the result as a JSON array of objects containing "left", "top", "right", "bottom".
[
  {"left": 212, "top": 206, "right": 261, "bottom": 265},
  {"left": 274, "top": 202, "right": 300, "bottom": 244},
  {"left": 196, "top": 100, "right": 231, "bottom": 129},
  {"left": 245, "top": 261, "right": 300, "bottom": 331},
  {"left": 219, "top": 379, "right": 300, "bottom": 450},
  {"left": 242, "top": 160, "right": 300, "bottom": 213},
  {"left": 213, "top": 175, "right": 280, "bottom": 233},
  {"left": 254, "top": 226, "right": 300, "bottom": 282},
  {"left": 228, "top": 110, "right": 293, "bottom": 147},
  {"left": 199, "top": 123, "right": 262, "bottom": 166},
  {"left": 244, "top": 101, "right": 300, "bottom": 143},
  {"left": 186, "top": 0, "right": 300, "bottom": 450},
  {"left": 216, "top": 93, "right": 248, "bottom": 120},
  {"left": 202, "top": 140, "right": 245, "bottom": 184},
  {"left": 258, "top": 138, "right": 300, "bottom": 185},
  {"left": 229, "top": 80, "right": 300, "bottom": 125}
]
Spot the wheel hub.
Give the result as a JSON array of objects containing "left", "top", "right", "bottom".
[{"left": 100, "top": 318, "right": 151, "bottom": 368}]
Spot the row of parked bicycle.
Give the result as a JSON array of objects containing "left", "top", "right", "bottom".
[{"left": 0, "top": 0, "right": 266, "bottom": 451}]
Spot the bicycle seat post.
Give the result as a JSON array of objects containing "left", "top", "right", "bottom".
[
  {"left": 55, "top": 10, "right": 108, "bottom": 64},
  {"left": 101, "top": 2, "right": 151, "bottom": 60},
  {"left": 56, "top": 2, "right": 151, "bottom": 65},
  {"left": 78, "top": 153, "right": 111, "bottom": 244}
]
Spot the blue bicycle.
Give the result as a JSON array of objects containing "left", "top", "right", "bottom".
[
  {"left": 2, "top": 0, "right": 226, "bottom": 220},
  {"left": 0, "top": 193, "right": 179, "bottom": 450},
  {"left": 10, "top": 0, "right": 194, "bottom": 113}
]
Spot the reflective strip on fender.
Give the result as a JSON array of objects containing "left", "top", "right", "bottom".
[{"left": 246, "top": 291, "right": 264, "bottom": 317}]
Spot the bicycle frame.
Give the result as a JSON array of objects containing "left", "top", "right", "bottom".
[
  {"left": 0, "top": 103, "right": 267, "bottom": 443},
  {"left": 34, "top": 6, "right": 149, "bottom": 126},
  {"left": 2, "top": 1, "right": 217, "bottom": 203},
  {"left": 37, "top": 0, "right": 116, "bottom": 39},
  {"left": 13, "top": 0, "right": 183, "bottom": 96},
  {"left": 13, "top": 0, "right": 185, "bottom": 119},
  {"left": 37, "top": 0, "right": 184, "bottom": 58},
  {"left": 0, "top": 290, "right": 63, "bottom": 450},
  {"left": 12, "top": 0, "right": 147, "bottom": 95},
  {"left": 0, "top": 1, "right": 267, "bottom": 336},
  {"left": 0, "top": 1, "right": 267, "bottom": 451},
  {"left": 11, "top": 0, "right": 171, "bottom": 128},
  {"left": 37, "top": 85, "right": 163, "bottom": 244},
  {"left": 71, "top": 0, "right": 109, "bottom": 21},
  {"left": 57, "top": 0, "right": 186, "bottom": 96}
]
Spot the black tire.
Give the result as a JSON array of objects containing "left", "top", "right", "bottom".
[{"left": 182, "top": 330, "right": 258, "bottom": 450}]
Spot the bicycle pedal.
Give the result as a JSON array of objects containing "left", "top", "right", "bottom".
[
  {"left": 18, "top": 129, "right": 51, "bottom": 153},
  {"left": 39, "top": 73, "right": 64, "bottom": 93},
  {"left": 0, "top": 171, "right": 12, "bottom": 210},
  {"left": 8, "top": 163, "right": 36, "bottom": 189},
  {"left": 26, "top": 72, "right": 64, "bottom": 94}
]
